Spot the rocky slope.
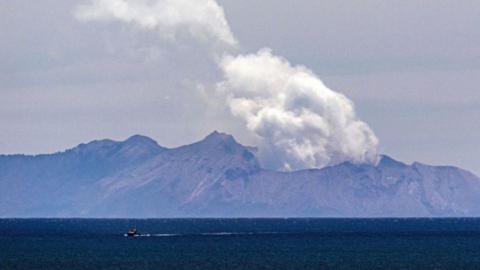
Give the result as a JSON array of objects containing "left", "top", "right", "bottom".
[{"left": 1, "top": 131, "right": 479, "bottom": 217}]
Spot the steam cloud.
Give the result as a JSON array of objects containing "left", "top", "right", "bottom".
[
  {"left": 74, "top": 0, "right": 379, "bottom": 170},
  {"left": 74, "top": 0, "right": 237, "bottom": 46},
  {"left": 218, "top": 49, "right": 378, "bottom": 170}
]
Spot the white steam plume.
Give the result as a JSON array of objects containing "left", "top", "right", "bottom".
[
  {"left": 218, "top": 49, "right": 378, "bottom": 170},
  {"left": 74, "top": 0, "right": 237, "bottom": 46},
  {"left": 74, "top": 0, "right": 379, "bottom": 171}
]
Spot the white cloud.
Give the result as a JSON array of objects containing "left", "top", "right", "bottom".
[
  {"left": 218, "top": 48, "right": 379, "bottom": 170},
  {"left": 74, "top": 0, "right": 237, "bottom": 46},
  {"left": 73, "top": 0, "right": 379, "bottom": 171}
]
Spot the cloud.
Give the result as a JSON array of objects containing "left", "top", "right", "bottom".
[
  {"left": 74, "top": 0, "right": 237, "bottom": 46},
  {"left": 73, "top": 0, "right": 379, "bottom": 171},
  {"left": 218, "top": 49, "right": 378, "bottom": 170}
]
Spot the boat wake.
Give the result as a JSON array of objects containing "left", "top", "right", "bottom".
[{"left": 125, "top": 232, "right": 283, "bottom": 237}]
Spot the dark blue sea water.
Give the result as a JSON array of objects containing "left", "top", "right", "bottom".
[{"left": 2, "top": 218, "right": 480, "bottom": 270}]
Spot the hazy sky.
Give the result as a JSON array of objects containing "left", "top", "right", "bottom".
[{"left": 1, "top": 0, "right": 480, "bottom": 174}]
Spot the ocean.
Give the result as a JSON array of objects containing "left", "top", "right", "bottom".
[{"left": 1, "top": 218, "right": 480, "bottom": 269}]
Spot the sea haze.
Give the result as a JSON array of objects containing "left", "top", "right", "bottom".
[{"left": 2, "top": 218, "right": 480, "bottom": 270}]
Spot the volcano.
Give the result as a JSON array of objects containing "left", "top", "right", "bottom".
[{"left": 1, "top": 131, "right": 479, "bottom": 218}]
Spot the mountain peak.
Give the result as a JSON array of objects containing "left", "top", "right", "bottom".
[
  {"left": 119, "top": 135, "right": 166, "bottom": 158},
  {"left": 68, "top": 135, "right": 164, "bottom": 159},
  {"left": 378, "top": 155, "right": 407, "bottom": 168},
  {"left": 203, "top": 131, "right": 236, "bottom": 144},
  {"left": 189, "top": 131, "right": 260, "bottom": 168},
  {"left": 124, "top": 134, "right": 159, "bottom": 146},
  {"left": 73, "top": 139, "right": 117, "bottom": 153}
]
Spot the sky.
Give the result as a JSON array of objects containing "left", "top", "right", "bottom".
[{"left": 1, "top": 0, "right": 480, "bottom": 174}]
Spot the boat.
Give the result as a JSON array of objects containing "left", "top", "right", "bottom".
[{"left": 126, "top": 228, "right": 139, "bottom": 237}]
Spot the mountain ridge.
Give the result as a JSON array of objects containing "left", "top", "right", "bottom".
[{"left": 1, "top": 131, "right": 479, "bottom": 218}]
